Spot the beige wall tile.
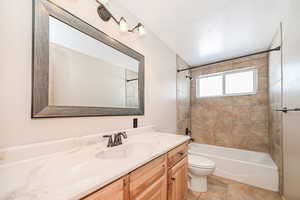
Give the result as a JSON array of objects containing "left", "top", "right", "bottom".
[{"left": 190, "top": 54, "right": 269, "bottom": 152}]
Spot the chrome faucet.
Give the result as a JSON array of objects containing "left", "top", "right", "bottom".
[{"left": 103, "top": 132, "right": 127, "bottom": 147}]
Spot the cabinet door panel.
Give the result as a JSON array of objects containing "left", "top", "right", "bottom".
[
  {"left": 168, "top": 157, "right": 188, "bottom": 200},
  {"left": 135, "top": 175, "right": 167, "bottom": 200},
  {"left": 130, "top": 155, "right": 167, "bottom": 199}
]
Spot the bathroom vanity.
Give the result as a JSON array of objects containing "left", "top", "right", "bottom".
[
  {"left": 81, "top": 142, "right": 188, "bottom": 200},
  {"left": 0, "top": 127, "right": 190, "bottom": 200}
]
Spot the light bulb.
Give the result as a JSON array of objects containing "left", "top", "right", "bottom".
[
  {"left": 119, "top": 18, "right": 128, "bottom": 32},
  {"left": 138, "top": 24, "right": 146, "bottom": 36}
]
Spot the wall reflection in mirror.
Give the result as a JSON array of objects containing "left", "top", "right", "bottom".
[{"left": 48, "top": 16, "right": 139, "bottom": 108}]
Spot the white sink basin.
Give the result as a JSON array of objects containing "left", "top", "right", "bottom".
[{"left": 95, "top": 143, "right": 154, "bottom": 160}]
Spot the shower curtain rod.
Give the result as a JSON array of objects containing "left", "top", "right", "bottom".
[{"left": 177, "top": 46, "right": 281, "bottom": 73}]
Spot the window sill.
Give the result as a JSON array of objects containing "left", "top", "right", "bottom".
[{"left": 196, "top": 91, "right": 257, "bottom": 99}]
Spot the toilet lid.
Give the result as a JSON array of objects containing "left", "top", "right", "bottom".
[{"left": 188, "top": 155, "right": 215, "bottom": 169}]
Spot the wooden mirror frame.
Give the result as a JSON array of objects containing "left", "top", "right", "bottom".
[{"left": 32, "top": 0, "right": 145, "bottom": 118}]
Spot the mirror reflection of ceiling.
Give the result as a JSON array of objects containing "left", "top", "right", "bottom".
[
  {"left": 116, "top": 0, "right": 283, "bottom": 66},
  {"left": 49, "top": 16, "right": 139, "bottom": 72}
]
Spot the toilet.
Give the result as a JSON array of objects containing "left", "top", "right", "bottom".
[{"left": 188, "top": 154, "right": 216, "bottom": 192}]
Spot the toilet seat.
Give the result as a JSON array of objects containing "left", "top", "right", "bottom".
[{"left": 188, "top": 154, "right": 215, "bottom": 169}]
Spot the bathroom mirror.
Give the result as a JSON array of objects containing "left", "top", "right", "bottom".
[{"left": 32, "top": 0, "right": 144, "bottom": 118}]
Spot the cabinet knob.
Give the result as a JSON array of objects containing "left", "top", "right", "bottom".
[{"left": 171, "top": 177, "right": 176, "bottom": 181}]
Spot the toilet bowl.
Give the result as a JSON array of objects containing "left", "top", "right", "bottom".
[{"left": 188, "top": 154, "right": 216, "bottom": 192}]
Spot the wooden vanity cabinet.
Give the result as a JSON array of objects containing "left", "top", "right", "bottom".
[{"left": 82, "top": 142, "right": 188, "bottom": 200}]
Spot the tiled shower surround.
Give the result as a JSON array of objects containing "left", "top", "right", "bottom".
[{"left": 190, "top": 54, "right": 270, "bottom": 152}]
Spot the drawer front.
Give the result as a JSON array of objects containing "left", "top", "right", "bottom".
[
  {"left": 82, "top": 177, "right": 126, "bottom": 200},
  {"left": 130, "top": 155, "right": 167, "bottom": 199},
  {"left": 167, "top": 142, "right": 188, "bottom": 168}
]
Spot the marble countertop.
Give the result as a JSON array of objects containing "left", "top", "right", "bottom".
[{"left": 0, "top": 128, "right": 189, "bottom": 200}]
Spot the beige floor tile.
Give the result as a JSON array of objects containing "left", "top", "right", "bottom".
[
  {"left": 194, "top": 175, "right": 281, "bottom": 200},
  {"left": 187, "top": 189, "right": 201, "bottom": 200},
  {"left": 227, "top": 184, "right": 282, "bottom": 200},
  {"left": 198, "top": 176, "right": 228, "bottom": 200}
]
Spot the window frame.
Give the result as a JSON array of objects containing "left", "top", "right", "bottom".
[{"left": 196, "top": 67, "right": 258, "bottom": 98}]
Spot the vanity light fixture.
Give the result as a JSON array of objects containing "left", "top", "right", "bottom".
[
  {"left": 96, "top": 0, "right": 146, "bottom": 36},
  {"left": 130, "top": 23, "right": 146, "bottom": 36},
  {"left": 119, "top": 17, "right": 128, "bottom": 32}
]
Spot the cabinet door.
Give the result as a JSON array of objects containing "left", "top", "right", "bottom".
[
  {"left": 168, "top": 157, "right": 188, "bottom": 200},
  {"left": 135, "top": 175, "right": 167, "bottom": 200},
  {"left": 130, "top": 155, "right": 167, "bottom": 199},
  {"left": 82, "top": 177, "right": 128, "bottom": 200}
]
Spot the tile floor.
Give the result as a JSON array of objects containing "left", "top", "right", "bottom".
[{"left": 187, "top": 175, "right": 282, "bottom": 200}]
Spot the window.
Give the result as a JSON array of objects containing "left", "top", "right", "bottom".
[
  {"left": 197, "top": 75, "right": 223, "bottom": 97},
  {"left": 196, "top": 68, "right": 257, "bottom": 98},
  {"left": 225, "top": 70, "right": 255, "bottom": 94}
]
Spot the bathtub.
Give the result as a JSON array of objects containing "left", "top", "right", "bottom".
[{"left": 188, "top": 143, "right": 279, "bottom": 192}]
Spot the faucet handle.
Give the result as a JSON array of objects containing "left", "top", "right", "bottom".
[
  {"left": 119, "top": 131, "right": 127, "bottom": 139},
  {"left": 103, "top": 135, "right": 113, "bottom": 147}
]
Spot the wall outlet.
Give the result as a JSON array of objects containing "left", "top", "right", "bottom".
[{"left": 133, "top": 118, "right": 138, "bottom": 128}]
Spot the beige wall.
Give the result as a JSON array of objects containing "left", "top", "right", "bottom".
[
  {"left": 280, "top": 1, "right": 300, "bottom": 198},
  {"left": 0, "top": 0, "right": 177, "bottom": 148},
  {"left": 190, "top": 54, "right": 270, "bottom": 152},
  {"left": 176, "top": 55, "right": 191, "bottom": 135}
]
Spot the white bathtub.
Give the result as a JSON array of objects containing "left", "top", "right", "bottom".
[{"left": 188, "top": 143, "right": 279, "bottom": 191}]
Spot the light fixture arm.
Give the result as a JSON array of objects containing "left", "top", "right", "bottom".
[
  {"left": 95, "top": 0, "right": 145, "bottom": 35},
  {"left": 128, "top": 23, "right": 143, "bottom": 33},
  {"left": 109, "top": 12, "right": 122, "bottom": 25}
]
